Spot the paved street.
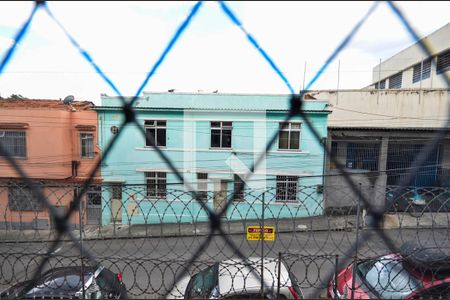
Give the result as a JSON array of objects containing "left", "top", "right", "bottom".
[{"left": 1, "top": 227, "right": 447, "bottom": 299}]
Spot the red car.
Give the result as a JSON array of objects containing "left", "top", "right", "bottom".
[{"left": 328, "top": 242, "right": 450, "bottom": 299}]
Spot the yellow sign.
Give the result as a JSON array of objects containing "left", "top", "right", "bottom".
[{"left": 246, "top": 226, "right": 275, "bottom": 241}]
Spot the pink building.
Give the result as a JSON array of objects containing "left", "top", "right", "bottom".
[{"left": 0, "top": 98, "right": 101, "bottom": 229}]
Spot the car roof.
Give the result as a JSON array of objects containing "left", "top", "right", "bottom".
[
  {"left": 217, "top": 257, "right": 291, "bottom": 295},
  {"left": 400, "top": 241, "right": 450, "bottom": 272}
]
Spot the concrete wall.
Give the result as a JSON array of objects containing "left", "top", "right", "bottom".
[{"left": 308, "top": 89, "right": 450, "bottom": 128}]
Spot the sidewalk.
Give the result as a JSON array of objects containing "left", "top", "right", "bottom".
[{"left": 1, "top": 213, "right": 448, "bottom": 242}]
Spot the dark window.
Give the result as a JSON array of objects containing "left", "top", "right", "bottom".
[
  {"left": 388, "top": 72, "right": 402, "bottom": 89},
  {"left": 437, "top": 49, "right": 450, "bottom": 74},
  {"left": 80, "top": 133, "right": 94, "bottom": 158},
  {"left": 145, "top": 120, "right": 166, "bottom": 147},
  {"left": 197, "top": 173, "right": 208, "bottom": 201},
  {"left": 111, "top": 184, "right": 122, "bottom": 199},
  {"left": 276, "top": 176, "right": 298, "bottom": 203},
  {"left": 374, "top": 79, "right": 386, "bottom": 89},
  {"left": 412, "top": 58, "right": 432, "bottom": 83},
  {"left": 87, "top": 186, "right": 102, "bottom": 206},
  {"left": 0, "top": 130, "right": 26, "bottom": 158},
  {"left": 233, "top": 174, "right": 245, "bottom": 202},
  {"left": 210, "top": 122, "right": 232, "bottom": 148},
  {"left": 278, "top": 122, "right": 301, "bottom": 150},
  {"left": 8, "top": 184, "right": 42, "bottom": 211},
  {"left": 146, "top": 172, "right": 167, "bottom": 199},
  {"left": 346, "top": 142, "right": 380, "bottom": 171}
]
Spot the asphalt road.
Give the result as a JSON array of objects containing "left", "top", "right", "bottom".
[{"left": 0, "top": 228, "right": 448, "bottom": 299}]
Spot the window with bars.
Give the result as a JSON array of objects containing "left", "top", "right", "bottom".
[
  {"left": 276, "top": 176, "right": 298, "bottom": 203},
  {"left": 412, "top": 58, "right": 432, "bottom": 83},
  {"left": 233, "top": 174, "right": 245, "bottom": 202},
  {"left": 8, "top": 184, "right": 42, "bottom": 211},
  {"left": 80, "top": 133, "right": 94, "bottom": 158},
  {"left": 210, "top": 121, "right": 232, "bottom": 148},
  {"left": 346, "top": 142, "right": 380, "bottom": 171},
  {"left": 197, "top": 173, "right": 208, "bottom": 201},
  {"left": 145, "top": 120, "right": 166, "bottom": 147},
  {"left": 111, "top": 184, "right": 122, "bottom": 199},
  {"left": 146, "top": 172, "right": 167, "bottom": 199},
  {"left": 436, "top": 49, "right": 450, "bottom": 75},
  {"left": 388, "top": 72, "right": 402, "bottom": 89},
  {"left": 374, "top": 79, "right": 386, "bottom": 89},
  {"left": 0, "top": 130, "right": 26, "bottom": 158},
  {"left": 278, "top": 122, "right": 301, "bottom": 150}
]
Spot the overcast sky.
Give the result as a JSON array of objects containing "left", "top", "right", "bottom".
[{"left": 0, "top": 1, "right": 449, "bottom": 105}]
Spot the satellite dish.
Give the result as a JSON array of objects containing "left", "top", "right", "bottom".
[{"left": 63, "top": 95, "right": 75, "bottom": 104}]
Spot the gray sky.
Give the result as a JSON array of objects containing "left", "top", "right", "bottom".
[{"left": 0, "top": 1, "right": 449, "bottom": 105}]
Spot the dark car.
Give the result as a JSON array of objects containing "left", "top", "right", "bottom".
[
  {"left": 0, "top": 265, "right": 127, "bottom": 299},
  {"left": 328, "top": 242, "right": 450, "bottom": 299}
]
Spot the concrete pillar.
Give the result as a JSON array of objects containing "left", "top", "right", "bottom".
[{"left": 373, "top": 136, "right": 389, "bottom": 212}]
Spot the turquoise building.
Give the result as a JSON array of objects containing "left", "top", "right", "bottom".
[{"left": 96, "top": 92, "right": 330, "bottom": 225}]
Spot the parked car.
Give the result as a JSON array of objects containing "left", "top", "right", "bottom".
[
  {"left": 167, "top": 257, "right": 303, "bottom": 299},
  {"left": 328, "top": 241, "right": 450, "bottom": 299},
  {"left": 0, "top": 265, "right": 127, "bottom": 299}
]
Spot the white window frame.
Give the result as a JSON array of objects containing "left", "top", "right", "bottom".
[
  {"left": 276, "top": 176, "right": 298, "bottom": 203},
  {"left": 80, "top": 132, "right": 94, "bottom": 159},
  {"left": 0, "top": 130, "right": 27, "bottom": 159},
  {"left": 145, "top": 172, "right": 167, "bottom": 199},
  {"left": 210, "top": 121, "right": 233, "bottom": 149},
  {"left": 144, "top": 120, "right": 167, "bottom": 147},
  {"left": 278, "top": 122, "right": 301, "bottom": 151}
]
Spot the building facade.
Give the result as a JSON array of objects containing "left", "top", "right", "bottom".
[
  {"left": 0, "top": 99, "right": 101, "bottom": 229},
  {"left": 309, "top": 89, "right": 450, "bottom": 212},
  {"left": 370, "top": 23, "right": 450, "bottom": 90},
  {"left": 96, "top": 92, "right": 330, "bottom": 225}
]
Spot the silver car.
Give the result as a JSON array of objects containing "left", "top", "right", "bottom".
[{"left": 167, "top": 257, "right": 303, "bottom": 299}]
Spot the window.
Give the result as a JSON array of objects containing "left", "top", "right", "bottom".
[
  {"left": 278, "top": 122, "right": 301, "bottom": 150},
  {"left": 210, "top": 122, "right": 232, "bottom": 148},
  {"left": 276, "top": 176, "right": 298, "bottom": 202},
  {"left": 412, "top": 59, "right": 431, "bottom": 83},
  {"left": 9, "top": 184, "right": 42, "bottom": 211},
  {"left": 0, "top": 130, "right": 26, "bottom": 158},
  {"left": 146, "top": 172, "right": 167, "bottom": 199},
  {"left": 436, "top": 49, "right": 450, "bottom": 74},
  {"left": 233, "top": 174, "right": 245, "bottom": 202},
  {"left": 346, "top": 142, "right": 380, "bottom": 171},
  {"left": 197, "top": 173, "right": 208, "bottom": 201},
  {"left": 80, "top": 133, "right": 94, "bottom": 158},
  {"left": 111, "top": 184, "right": 122, "bottom": 199},
  {"left": 374, "top": 79, "right": 386, "bottom": 89},
  {"left": 145, "top": 120, "right": 166, "bottom": 147},
  {"left": 388, "top": 72, "right": 402, "bottom": 89}
]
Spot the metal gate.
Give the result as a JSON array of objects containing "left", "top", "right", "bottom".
[{"left": 86, "top": 186, "right": 102, "bottom": 225}]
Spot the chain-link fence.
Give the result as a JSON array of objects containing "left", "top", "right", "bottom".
[{"left": 1, "top": 1, "right": 450, "bottom": 299}]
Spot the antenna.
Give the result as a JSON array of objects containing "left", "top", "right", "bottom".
[{"left": 63, "top": 95, "right": 75, "bottom": 105}]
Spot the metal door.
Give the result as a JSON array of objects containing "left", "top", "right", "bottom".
[
  {"left": 214, "top": 180, "right": 228, "bottom": 212},
  {"left": 86, "top": 186, "right": 102, "bottom": 225}
]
